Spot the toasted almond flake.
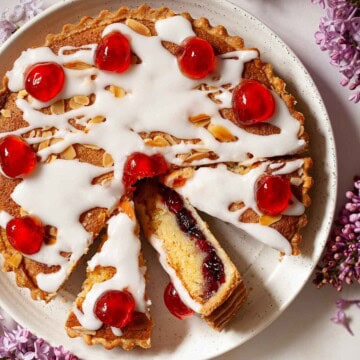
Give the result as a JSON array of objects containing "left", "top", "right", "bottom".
[
  {"left": 38, "top": 139, "right": 50, "bottom": 151},
  {"left": 7, "top": 252, "right": 22, "bottom": 268},
  {"left": 229, "top": 201, "right": 245, "bottom": 212},
  {"left": 50, "top": 100, "right": 65, "bottom": 115},
  {"left": 49, "top": 227, "right": 57, "bottom": 237},
  {"left": 259, "top": 215, "right": 282, "bottom": 226},
  {"left": 50, "top": 138, "right": 63, "bottom": 145},
  {"left": 88, "top": 115, "right": 106, "bottom": 124},
  {"left": 108, "top": 85, "right": 126, "bottom": 98},
  {"left": 144, "top": 135, "right": 170, "bottom": 147},
  {"left": 183, "top": 151, "right": 211, "bottom": 163},
  {"left": 17, "top": 89, "right": 28, "bottom": 99},
  {"left": 83, "top": 143, "right": 101, "bottom": 150},
  {"left": 298, "top": 125, "right": 305, "bottom": 137},
  {"left": 60, "top": 145, "right": 76, "bottom": 160},
  {"left": 63, "top": 61, "right": 92, "bottom": 70},
  {"left": 27, "top": 95, "right": 34, "bottom": 104},
  {"left": 102, "top": 152, "right": 114, "bottom": 167},
  {"left": 74, "top": 95, "right": 90, "bottom": 106},
  {"left": 71, "top": 326, "right": 97, "bottom": 335},
  {"left": 19, "top": 208, "right": 28, "bottom": 216},
  {"left": 45, "top": 154, "right": 57, "bottom": 164},
  {"left": 189, "top": 113, "right": 211, "bottom": 127},
  {"left": 164, "top": 134, "right": 178, "bottom": 145},
  {"left": 125, "top": 18, "right": 151, "bottom": 36},
  {"left": 28, "top": 130, "right": 36, "bottom": 138},
  {"left": 120, "top": 200, "right": 135, "bottom": 220},
  {"left": 290, "top": 177, "right": 303, "bottom": 186},
  {"left": 69, "top": 97, "right": 82, "bottom": 110},
  {"left": 208, "top": 123, "right": 237, "bottom": 142},
  {"left": 164, "top": 168, "right": 194, "bottom": 188},
  {"left": 41, "top": 130, "right": 53, "bottom": 138},
  {"left": 208, "top": 91, "right": 222, "bottom": 104},
  {"left": 0, "top": 109, "right": 11, "bottom": 118}
]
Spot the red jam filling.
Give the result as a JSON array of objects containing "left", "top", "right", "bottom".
[
  {"left": 177, "top": 36, "right": 215, "bottom": 79},
  {"left": 0, "top": 135, "right": 37, "bottom": 178},
  {"left": 159, "top": 185, "right": 225, "bottom": 300},
  {"left": 255, "top": 175, "right": 292, "bottom": 216},
  {"left": 95, "top": 31, "right": 131, "bottom": 73},
  {"left": 6, "top": 215, "right": 44, "bottom": 255},
  {"left": 122, "top": 152, "right": 168, "bottom": 192},
  {"left": 232, "top": 79, "right": 275, "bottom": 126},
  {"left": 25, "top": 62, "right": 65, "bottom": 102},
  {"left": 164, "top": 282, "right": 194, "bottom": 320},
  {"left": 94, "top": 290, "right": 135, "bottom": 328}
]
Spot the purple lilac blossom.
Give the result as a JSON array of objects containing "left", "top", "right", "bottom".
[
  {"left": 312, "top": 0, "right": 360, "bottom": 103},
  {"left": 0, "top": 0, "right": 44, "bottom": 44},
  {"left": 330, "top": 298, "right": 360, "bottom": 335},
  {"left": 314, "top": 177, "right": 360, "bottom": 290}
]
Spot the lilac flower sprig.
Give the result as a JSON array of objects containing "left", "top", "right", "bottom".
[
  {"left": 331, "top": 298, "right": 360, "bottom": 335},
  {"left": 0, "top": 0, "right": 44, "bottom": 44},
  {"left": 312, "top": 0, "right": 360, "bottom": 103},
  {"left": 313, "top": 176, "right": 360, "bottom": 290},
  {"left": 0, "top": 315, "right": 78, "bottom": 360}
]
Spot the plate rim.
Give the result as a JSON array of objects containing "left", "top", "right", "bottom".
[{"left": 0, "top": 0, "right": 338, "bottom": 358}]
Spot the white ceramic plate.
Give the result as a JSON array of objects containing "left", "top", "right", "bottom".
[{"left": 0, "top": 0, "right": 337, "bottom": 359}]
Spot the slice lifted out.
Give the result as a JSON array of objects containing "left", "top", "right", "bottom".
[
  {"left": 66, "top": 200, "right": 153, "bottom": 350},
  {"left": 134, "top": 181, "right": 247, "bottom": 331}
]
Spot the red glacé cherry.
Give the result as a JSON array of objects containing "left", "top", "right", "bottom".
[
  {"left": 164, "top": 282, "right": 194, "bottom": 320},
  {"left": 177, "top": 37, "right": 215, "bottom": 79},
  {"left": 255, "top": 175, "right": 292, "bottom": 216},
  {"left": 0, "top": 135, "right": 37, "bottom": 178},
  {"left": 6, "top": 215, "right": 44, "bottom": 255},
  {"left": 94, "top": 290, "right": 135, "bottom": 328},
  {"left": 95, "top": 32, "right": 131, "bottom": 73},
  {"left": 122, "top": 152, "right": 168, "bottom": 191},
  {"left": 232, "top": 79, "right": 275, "bottom": 126},
  {"left": 25, "top": 62, "right": 65, "bottom": 102}
]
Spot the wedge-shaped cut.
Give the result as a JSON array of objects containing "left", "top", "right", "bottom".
[
  {"left": 66, "top": 199, "right": 153, "bottom": 350},
  {"left": 134, "top": 181, "right": 247, "bottom": 331},
  {"left": 164, "top": 158, "right": 312, "bottom": 256}
]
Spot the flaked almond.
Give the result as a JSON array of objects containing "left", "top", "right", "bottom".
[
  {"left": 120, "top": 200, "right": 135, "bottom": 220},
  {"left": 102, "top": 152, "right": 114, "bottom": 167},
  {"left": 88, "top": 115, "right": 106, "bottom": 124},
  {"left": 189, "top": 113, "right": 211, "bottom": 127},
  {"left": 50, "top": 100, "right": 65, "bottom": 115},
  {"left": 50, "top": 138, "right": 63, "bottom": 145},
  {"left": 125, "top": 18, "right": 151, "bottom": 36},
  {"left": 164, "top": 168, "right": 194, "bottom": 188},
  {"left": 229, "top": 201, "right": 245, "bottom": 212},
  {"left": 7, "top": 252, "right": 22, "bottom": 268},
  {"left": 38, "top": 139, "right": 50, "bottom": 151},
  {"left": 183, "top": 151, "right": 211, "bottom": 163},
  {"left": 41, "top": 130, "right": 53, "bottom": 138},
  {"left": 63, "top": 61, "right": 93, "bottom": 70},
  {"left": 290, "top": 177, "right": 303, "bottom": 186},
  {"left": 164, "top": 134, "right": 178, "bottom": 145},
  {"left": 208, "top": 91, "right": 222, "bottom": 104},
  {"left": 19, "top": 207, "right": 28, "bottom": 216},
  {"left": 144, "top": 135, "right": 170, "bottom": 147},
  {"left": 0, "top": 109, "right": 11, "bottom": 118},
  {"left": 71, "top": 326, "right": 97, "bottom": 336},
  {"left": 45, "top": 154, "right": 57, "bottom": 164},
  {"left": 259, "top": 215, "right": 282, "bottom": 226},
  {"left": 208, "top": 123, "right": 237, "bottom": 142},
  {"left": 74, "top": 95, "right": 90, "bottom": 106},
  {"left": 49, "top": 227, "right": 57, "bottom": 237},
  {"left": 60, "top": 145, "right": 77, "bottom": 160},
  {"left": 107, "top": 85, "right": 126, "bottom": 98},
  {"left": 83, "top": 143, "right": 101, "bottom": 150},
  {"left": 17, "top": 89, "right": 28, "bottom": 99}
]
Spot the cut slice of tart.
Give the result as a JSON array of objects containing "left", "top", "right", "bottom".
[
  {"left": 66, "top": 199, "right": 153, "bottom": 350},
  {"left": 134, "top": 180, "right": 247, "bottom": 331},
  {"left": 163, "top": 157, "right": 313, "bottom": 255}
]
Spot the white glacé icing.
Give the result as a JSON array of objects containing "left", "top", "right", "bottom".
[
  {"left": 11, "top": 160, "right": 117, "bottom": 292},
  {"left": 0, "top": 211, "right": 13, "bottom": 229},
  {"left": 1, "top": 15, "right": 307, "bottom": 331},
  {"left": 174, "top": 159, "right": 305, "bottom": 255},
  {"left": 74, "top": 209, "right": 147, "bottom": 335}
]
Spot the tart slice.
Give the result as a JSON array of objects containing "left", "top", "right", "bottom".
[
  {"left": 66, "top": 199, "right": 153, "bottom": 350},
  {"left": 164, "top": 157, "right": 313, "bottom": 255},
  {"left": 134, "top": 181, "right": 247, "bottom": 331}
]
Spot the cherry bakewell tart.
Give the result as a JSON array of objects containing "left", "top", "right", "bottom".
[{"left": 0, "top": 4, "right": 312, "bottom": 351}]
